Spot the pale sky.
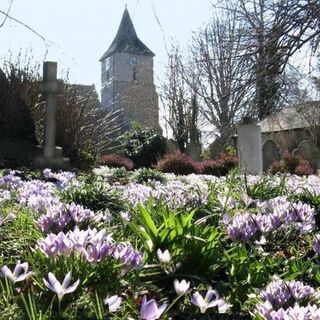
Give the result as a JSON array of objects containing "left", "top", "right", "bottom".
[{"left": 0, "top": 0, "right": 214, "bottom": 92}]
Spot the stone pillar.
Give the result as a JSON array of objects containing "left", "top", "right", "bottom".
[
  {"left": 237, "top": 118, "right": 263, "bottom": 175},
  {"left": 33, "top": 61, "right": 69, "bottom": 170}
]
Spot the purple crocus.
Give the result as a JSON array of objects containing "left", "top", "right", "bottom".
[
  {"left": 139, "top": 296, "right": 167, "bottom": 320},
  {"left": 1, "top": 261, "right": 32, "bottom": 283},
  {"left": 43, "top": 272, "right": 80, "bottom": 301}
]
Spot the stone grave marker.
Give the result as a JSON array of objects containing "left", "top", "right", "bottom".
[
  {"left": 34, "top": 61, "right": 69, "bottom": 169},
  {"left": 165, "top": 139, "right": 179, "bottom": 154},
  {"left": 298, "top": 140, "right": 318, "bottom": 173},
  {"left": 237, "top": 118, "right": 263, "bottom": 175},
  {"left": 186, "top": 141, "right": 201, "bottom": 161},
  {"left": 262, "top": 139, "right": 280, "bottom": 171}
]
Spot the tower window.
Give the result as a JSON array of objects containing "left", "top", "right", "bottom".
[
  {"left": 106, "top": 71, "right": 110, "bottom": 81},
  {"left": 133, "top": 67, "right": 136, "bottom": 81}
]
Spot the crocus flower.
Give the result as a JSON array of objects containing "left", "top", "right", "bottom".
[
  {"left": 43, "top": 272, "right": 80, "bottom": 301},
  {"left": 191, "top": 289, "right": 230, "bottom": 314},
  {"left": 1, "top": 261, "right": 32, "bottom": 283},
  {"left": 156, "top": 249, "right": 171, "bottom": 263},
  {"left": 104, "top": 295, "right": 122, "bottom": 312},
  {"left": 174, "top": 279, "right": 190, "bottom": 295},
  {"left": 140, "top": 296, "right": 167, "bottom": 320}
]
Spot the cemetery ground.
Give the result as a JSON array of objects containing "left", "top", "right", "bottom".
[{"left": 1, "top": 167, "right": 320, "bottom": 319}]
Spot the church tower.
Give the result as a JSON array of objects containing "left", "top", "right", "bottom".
[{"left": 100, "top": 8, "right": 159, "bottom": 129}]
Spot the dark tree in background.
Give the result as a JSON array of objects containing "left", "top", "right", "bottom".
[{"left": 0, "top": 57, "right": 39, "bottom": 143}]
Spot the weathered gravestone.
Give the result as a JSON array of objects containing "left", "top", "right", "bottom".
[
  {"left": 33, "top": 61, "right": 69, "bottom": 169},
  {"left": 165, "top": 139, "right": 179, "bottom": 154},
  {"left": 186, "top": 141, "right": 201, "bottom": 161},
  {"left": 298, "top": 140, "right": 318, "bottom": 173},
  {"left": 262, "top": 139, "right": 280, "bottom": 172},
  {"left": 237, "top": 117, "right": 263, "bottom": 175}
]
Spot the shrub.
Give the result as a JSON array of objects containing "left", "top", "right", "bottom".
[
  {"left": 269, "top": 152, "right": 313, "bottom": 176},
  {"left": 134, "top": 168, "right": 166, "bottom": 184},
  {"left": 269, "top": 160, "right": 287, "bottom": 174},
  {"left": 156, "top": 152, "right": 199, "bottom": 175},
  {"left": 282, "top": 151, "right": 299, "bottom": 172},
  {"left": 294, "top": 159, "right": 313, "bottom": 176},
  {"left": 119, "top": 123, "right": 166, "bottom": 168},
  {"left": 99, "top": 153, "right": 134, "bottom": 171},
  {"left": 200, "top": 153, "right": 238, "bottom": 176}
]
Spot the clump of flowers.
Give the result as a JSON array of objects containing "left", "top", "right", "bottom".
[
  {"left": 37, "top": 227, "right": 142, "bottom": 268},
  {"left": 37, "top": 203, "right": 96, "bottom": 233},
  {"left": 43, "top": 168, "right": 78, "bottom": 189},
  {"left": 0, "top": 170, "right": 23, "bottom": 190},
  {"left": 254, "top": 278, "right": 320, "bottom": 319},
  {"left": 226, "top": 197, "right": 315, "bottom": 242}
]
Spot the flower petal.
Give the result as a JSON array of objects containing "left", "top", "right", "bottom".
[
  {"left": 140, "top": 297, "right": 158, "bottom": 319},
  {"left": 64, "top": 279, "right": 80, "bottom": 294},
  {"left": 1, "top": 266, "right": 14, "bottom": 282},
  {"left": 62, "top": 272, "right": 72, "bottom": 289}
]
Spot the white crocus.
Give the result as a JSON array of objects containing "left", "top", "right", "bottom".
[
  {"left": 1, "top": 261, "right": 32, "bottom": 283},
  {"left": 43, "top": 272, "right": 80, "bottom": 301},
  {"left": 156, "top": 249, "right": 171, "bottom": 263},
  {"left": 191, "top": 289, "right": 231, "bottom": 314},
  {"left": 174, "top": 279, "right": 190, "bottom": 295},
  {"left": 104, "top": 295, "right": 122, "bottom": 312}
]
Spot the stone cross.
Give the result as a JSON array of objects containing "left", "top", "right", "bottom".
[{"left": 38, "top": 62, "right": 63, "bottom": 159}]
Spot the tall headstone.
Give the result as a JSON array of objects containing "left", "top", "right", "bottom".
[
  {"left": 262, "top": 139, "right": 280, "bottom": 171},
  {"left": 186, "top": 142, "right": 201, "bottom": 161},
  {"left": 237, "top": 118, "right": 263, "bottom": 175},
  {"left": 33, "top": 61, "right": 69, "bottom": 169},
  {"left": 298, "top": 140, "right": 318, "bottom": 173}
]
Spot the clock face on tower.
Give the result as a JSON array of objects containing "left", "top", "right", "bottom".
[{"left": 104, "top": 58, "right": 111, "bottom": 71}]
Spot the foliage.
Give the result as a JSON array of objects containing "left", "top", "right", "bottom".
[
  {"left": 156, "top": 152, "right": 199, "bottom": 175},
  {"left": 60, "top": 175, "right": 125, "bottom": 213},
  {"left": 200, "top": 153, "right": 238, "bottom": 176},
  {"left": 119, "top": 123, "right": 166, "bottom": 168},
  {"left": 269, "top": 151, "right": 313, "bottom": 175},
  {"left": 0, "top": 54, "right": 39, "bottom": 143},
  {"left": 99, "top": 153, "right": 134, "bottom": 171},
  {"left": 133, "top": 168, "right": 166, "bottom": 184}
]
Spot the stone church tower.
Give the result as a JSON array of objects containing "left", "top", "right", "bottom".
[{"left": 100, "top": 8, "right": 159, "bottom": 129}]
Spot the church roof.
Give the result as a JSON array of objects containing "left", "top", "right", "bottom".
[
  {"left": 100, "top": 8, "right": 155, "bottom": 61},
  {"left": 259, "top": 101, "right": 320, "bottom": 133}
]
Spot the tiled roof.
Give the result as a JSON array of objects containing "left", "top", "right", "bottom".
[{"left": 259, "top": 101, "right": 320, "bottom": 133}]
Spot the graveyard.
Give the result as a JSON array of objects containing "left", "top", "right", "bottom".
[
  {"left": 1, "top": 1, "right": 320, "bottom": 319},
  {"left": 1, "top": 64, "right": 320, "bottom": 318}
]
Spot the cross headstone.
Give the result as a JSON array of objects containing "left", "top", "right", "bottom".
[
  {"left": 33, "top": 61, "right": 69, "bottom": 169},
  {"left": 262, "top": 139, "right": 280, "bottom": 172},
  {"left": 298, "top": 140, "right": 318, "bottom": 173},
  {"left": 237, "top": 118, "right": 263, "bottom": 175}
]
